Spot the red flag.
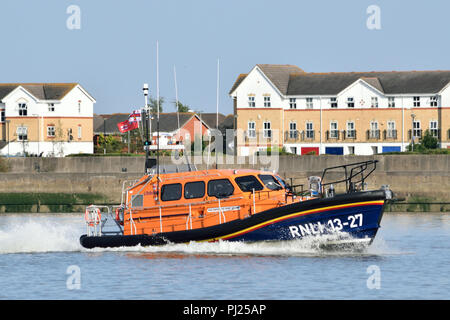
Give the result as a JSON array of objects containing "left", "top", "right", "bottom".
[
  {"left": 117, "top": 119, "right": 138, "bottom": 133},
  {"left": 117, "top": 109, "right": 141, "bottom": 133}
]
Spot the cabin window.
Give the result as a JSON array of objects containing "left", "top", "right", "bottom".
[
  {"left": 258, "top": 174, "right": 283, "bottom": 190},
  {"left": 235, "top": 175, "right": 264, "bottom": 192},
  {"left": 207, "top": 179, "right": 234, "bottom": 198},
  {"left": 161, "top": 183, "right": 182, "bottom": 201},
  {"left": 131, "top": 194, "right": 143, "bottom": 208},
  {"left": 184, "top": 181, "right": 205, "bottom": 199},
  {"left": 274, "top": 175, "right": 287, "bottom": 188}
]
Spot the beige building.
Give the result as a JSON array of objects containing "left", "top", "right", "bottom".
[
  {"left": 0, "top": 83, "right": 95, "bottom": 157},
  {"left": 229, "top": 64, "right": 450, "bottom": 155}
]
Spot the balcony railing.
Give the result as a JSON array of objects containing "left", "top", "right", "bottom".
[
  {"left": 383, "top": 129, "right": 398, "bottom": 140},
  {"left": 284, "top": 130, "right": 315, "bottom": 141},
  {"left": 366, "top": 129, "right": 381, "bottom": 140}
]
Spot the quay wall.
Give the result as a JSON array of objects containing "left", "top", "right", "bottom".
[{"left": 0, "top": 155, "right": 449, "bottom": 203}]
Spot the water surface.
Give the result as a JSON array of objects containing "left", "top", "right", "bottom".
[{"left": 0, "top": 212, "right": 448, "bottom": 299}]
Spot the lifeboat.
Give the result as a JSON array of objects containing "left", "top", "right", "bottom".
[{"left": 80, "top": 160, "right": 393, "bottom": 249}]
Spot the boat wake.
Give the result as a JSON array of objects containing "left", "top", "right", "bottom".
[{"left": 0, "top": 215, "right": 398, "bottom": 257}]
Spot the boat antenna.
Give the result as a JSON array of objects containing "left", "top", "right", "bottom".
[
  {"left": 156, "top": 40, "right": 160, "bottom": 201},
  {"left": 215, "top": 58, "right": 220, "bottom": 169},
  {"left": 174, "top": 65, "right": 180, "bottom": 131},
  {"left": 143, "top": 83, "right": 150, "bottom": 173}
]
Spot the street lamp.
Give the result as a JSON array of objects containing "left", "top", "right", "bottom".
[{"left": 411, "top": 113, "right": 416, "bottom": 152}]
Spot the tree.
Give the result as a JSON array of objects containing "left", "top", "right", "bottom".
[
  {"left": 149, "top": 96, "right": 164, "bottom": 113},
  {"left": 174, "top": 101, "right": 191, "bottom": 113},
  {"left": 421, "top": 130, "right": 438, "bottom": 149}
]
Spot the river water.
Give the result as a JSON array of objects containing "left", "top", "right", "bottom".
[{"left": 0, "top": 212, "right": 448, "bottom": 300}]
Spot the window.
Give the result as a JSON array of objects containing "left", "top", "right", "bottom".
[
  {"left": 48, "top": 103, "right": 55, "bottom": 112},
  {"left": 371, "top": 97, "right": 378, "bottom": 108},
  {"left": 330, "top": 121, "right": 338, "bottom": 138},
  {"left": 263, "top": 96, "right": 271, "bottom": 107},
  {"left": 0, "top": 110, "right": 4, "bottom": 122},
  {"left": 330, "top": 97, "right": 337, "bottom": 108},
  {"left": 78, "top": 126, "right": 82, "bottom": 139},
  {"left": 289, "top": 98, "right": 297, "bottom": 109},
  {"left": 47, "top": 125, "right": 56, "bottom": 137},
  {"left": 388, "top": 97, "right": 396, "bottom": 108},
  {"left": 207, "top": 179, "right": 234, "bottom": 198},
  {"left": 18, "top": 103, "right": 27, "bottom": 116},
  {"left": 306, "top": 122, "right": 314, "bottom": 139},
  {"left": 17, "top": 126, "right": 28, "bottom": 141},
  {"left": 161, "top": 183, "right": 182, "bottom": 201},
  {"left": 247, "top": 122, "right": 256, "bottom": 138},
  {"left": 346, "top": 121, "right": 355, "bottom": 138},
  {"left": 413, "top": 120, "right": 421, "bottom": 138},
  {"left": 347, "top": 97, "right": 354, "bottom": 108},
  {"left": 370, "top": 121, "right": 379, "bottom": 139},
  {"left": 413, "top": 96, "right": 420, "bottom": 107},
  {"left": 184, "top": 181, "right": 205, "bottom": 199},
  {"left": 263, "top": 121, "right": 271, "bottom": 138},
  {"left": 289, "top": 122, "right": 297, "bottom": 139},
  {"left": 235, "top": 175, "right": 264, "bottom": 192},
  {"left": 248, "top": 96, "right": 255, "bottom": 107},
  {"left": 306, "top": 98, "right": 313, "bottom": 109},
  {"left": 430, "top": 96, "right": 438, "bottom": 107},
  {"left": 387, "top": 121, "right": 396, "bottom": 139},
  {"left": 258, "top": 174, "right": 283, "bottom": 191},
  {"left": 430, "top": 120, "right": 438, "bottom": 137}
]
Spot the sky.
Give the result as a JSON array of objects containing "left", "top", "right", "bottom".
[{"left": 1, "top": 0, "right": 450, "bottom": 116}]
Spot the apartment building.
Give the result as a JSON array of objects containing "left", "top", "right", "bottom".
[
  {"left": 229, "top": 64, "right": 450, "bottom": 156},
  {"left": 0, "top": 83, "right": 95, "bottom": 157}
]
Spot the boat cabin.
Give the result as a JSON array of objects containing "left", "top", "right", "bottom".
[{"left": 123, "top": 169, "right": 291, "bottom": 236}]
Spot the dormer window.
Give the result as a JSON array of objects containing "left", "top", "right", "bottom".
[{"left": 18, "top": 103, "right": 27, "bottom": 116}]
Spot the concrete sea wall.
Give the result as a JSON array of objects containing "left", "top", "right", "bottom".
[{"left": 0, "top": 155, "right": 449, "bottom": 205}]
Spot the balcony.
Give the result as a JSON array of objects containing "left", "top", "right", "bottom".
[
  {"left": 284, "top": 130, "right": 315, "bottom": 142},
  {"left": 383, "top": 129, "right": 398, "bottom": 140},
  {"left": 343, "top": 130, "right": 356, "bottom": 140},
  {"left": 366, "top": 130, "right": 381, "bottom": 140}
]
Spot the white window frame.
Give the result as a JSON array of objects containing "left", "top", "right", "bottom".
[
  {"left": 413, "top": 96, "right": 421, "bottom": 107},
  {"left": 289, "top": 98, "right": 297, "bottom": 109},
  {"left": 330, "top": 97, "right": 337, "bottom": 108},
  {"left": 413, "top": 120, "right": 421, "bottom": 138},
  {"left": 48, "top": 103, "right": 55, "bottom": 112},
  {"left": 263, "top": 96, "right": 271, "bottom": 108},
  {"left": 47, "top": 125, "right": 56, "bottom": 137},
  {"left": 263, "top": 121, "right": 271, "bottom": 138},
  {"left": 330, "top": 121, "right": 338, "bottom": 139},
  {"left": 370, "top": 121, "right": 379, "bottom": 139},
  {"left": 78, "top": 125, "right": 82, "bottom": 139},
  {"left": 17, "top": 126, "right": 28, "bottom": 141},
  {"left": 347, "top": 97, "right": 354, "bottom": 108},
  {"left": 371, "top": 97, "right": 378, "bottom": 108},
  {"left": 429, "top": 120, "right": 438, "bottom": 137},
  {"left": 289, "top": 122, "right": 297, "bottom": 139},
  {"left": 387, "top": 121, "right": 396, "bottom": 138},
  {"left": 18, "top": 103, "right": 27, "bottom": 116},
  {"left": 346, "top": 121, "right": 355, "bottom": 138},
  {"left": 430, "top": 96, "right": 438, "bottom": 107},
  {"left": 248, "top": 96, "right": 255, "bottom": 108},
  {"left": 306, "top": 122, "right": 314, "bottom": 139},
  {"left": 306, "top": 97, "right": 313, "bottom": 109},
  {"left": 247, "top": 121, "right": 256, "bottom": 138},
  {"left": 388, "top": 97, "right": 395, "bottom": 108}
]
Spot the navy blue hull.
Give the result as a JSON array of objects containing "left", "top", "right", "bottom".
[{"left": 80, "top": 190, "right": 386, "bottom": 249}]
